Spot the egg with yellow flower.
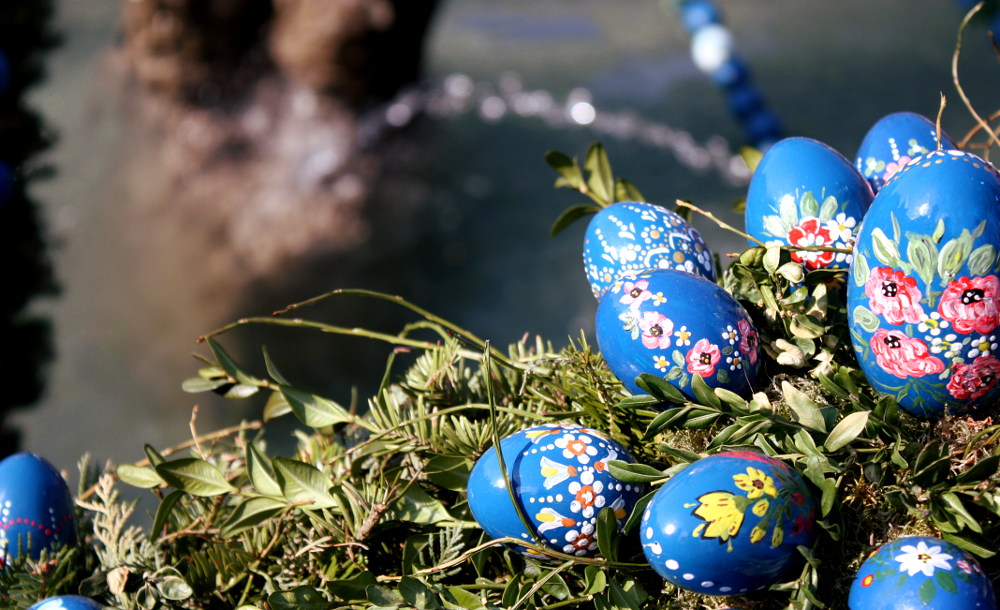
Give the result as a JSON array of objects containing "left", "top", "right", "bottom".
[{"left": 640, "top": 451, "right": 816, "bottom": 596}]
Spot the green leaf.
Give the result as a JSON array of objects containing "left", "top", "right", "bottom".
[
  {"left": 606, "top": 460, "right": 665, "bottom": 484},
  {"left": 151, "top": 490, "right": 185, "bottom": 542},
  {"left": 938, "top": 231, "right": 973, "bottom": 284},
  {"left": 917, "top": 578, "right": 937, "bottom": 606},
  {"left": 957, "top": 455, "right": 1000, "bottom": 483},
  {"left": 269, "top": 586, "right": 328, "bottom": 610},
  {"left": 777, "top": 262, "right": 805, "bottom": 283},
  {"left": 907, "top": 235, "right": 938, "bottom": 286},
  {"left": 852, "top": 305, "right": 881, "bottom": 333},
  {"left": 181, "top": 376, "right": 229, "bottom": 393},
  {"left": 247, "top": 442, "right": 282, "bottom": 497},
  {"left": 779, "top": 194, "right": 799, "bottom": 228},
  {"left": 545, "top": 150, "right": 583, "bottom": 187},
  {"left": 263, "top": 391, "right": 292, "bottom": 421},
  {"left": 550, "top": 203, "right": 601, "bottom": 237},
  {"left": 584, "top": 143, "right": 614, "bottom": 205},
  {"left": 155, "top": 576, "right": 193, "bottom": 601},
  {"left": 262, "top": 346, "right": 291, "bottom": 385},
  {"left": 820, "top": 477, "right": 838, "bottom": 517},
  {"left": 634, "top": 373, "right": 686, "bottom": 405},
  {"left": 154, "top": 458, "right": 236, "bottom": 497},
  {"left": 782, "top": 381, "right": 826, "bottom": 432},
  {"left": 764, "top": 245, "right": 781, "bottom": 274},
  {"left": 972, "top": 218, "right": 988, "bottom": 239},
  {"left": 446, "top": 586, "right": 485, "bottom": 610},
  {"left": 596, "top": 507, "right": 619, "bottom": 562},
  {"left": 144, "top": 444, "right": 166, "bottom": 467},
  {"left": 220, "top": 496, "right": 287, "bottom": 538},
  {"left": 819, "top": 195, "right": 838, "bottom": 221},
  {"left": 790, "top": 314, "right": 825, "bottom": 339},
  {"left": 824, "top": 411, "right": 870, "bottom": 451},
  {"left": 871, "top": 227, "right": 902, "bottom": 266},
  {"left": 739, "top": 146, "right": 763, "bottom": 174},
  {"left": 690, "top": 373, "right": 721, "bottom": 409},
  {"left": 940, "top": 492, "right": 982, "bottom": 533},
  {"left": 614, "top": 178, "right": 644, "bottom": 204},
  {"left": 940, "top": 532, "right": 997, "bottom": 558},
  {"left": 391, "top": 485, "right": 452, "bottom": 525},
  {"left": 116, "top": 464, "right": 164, "bottom": 489},
  {"left": 207, "top": 338, "right": 260, "bottom": 387},
  {"left": 853, "top": 251, "right": 870, "bottom": 287},
  {"left": 967, "top": 244, "right": 998, "bottom": 276},
  {"left": 330, "top": 572, "right": 378, "bottom": 602},
  {"left": 272, "top": 457, "right": 339, "bottom": 509},
  {"left": 222, "top": 384, "right": 259, "bottom": 399},
  {"left": 932, "top": 218, "right": 946, "bottom": 242},
  {"left": 800, "top": 191, "right": 820, "bottom": 218},
  {"left": 935, "top": 569, "right": 958, "bottom": 594},
  {"left": 583, "top": 565, "right": 608, "bottom": 596},
  {"left": 623, "top": 490, "right": 655, "bottom": 534},
  {"left": 399, "top": 577, "right": 441, "bottom": 610},
  {"left": 280, "top": 385, "right": 355, "bottom": 428}
]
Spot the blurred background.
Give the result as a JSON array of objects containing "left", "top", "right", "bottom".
[{"left": 4, "top": 1, "right": 999, "bottom": 478}]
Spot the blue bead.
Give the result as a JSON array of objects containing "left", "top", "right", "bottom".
[
  {"left": 725, "top": 85, "right": 763, "bottom": 119},
  {"left": 679, "top": 0, "right": 721, "bottom": 32},
  {"left": 743, "top": 110, "right": 784, "bottom": 146},
  {"left": 711, "top": 56, "right": 750, "bottom": 89}
]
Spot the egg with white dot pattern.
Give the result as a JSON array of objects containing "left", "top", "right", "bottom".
[
  {"left": 583, "top": 201, "right": 714, "bottom": 299},
  {"left": 466, "top": 423, "right": 643, "bottom": 559},
  {"left": 0, "top": 453, "right": 77, "bottom": 565},
  {"left": 640, "top": 451, "right": 816, "bottom": 596},
  {"left": 27, "top": 596, "right": 104, "bottom": 610}
]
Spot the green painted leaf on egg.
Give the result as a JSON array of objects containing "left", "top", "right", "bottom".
[
  {"left": 852, "top": 306, "right": 880, "bottom": 333},
  {"left": 853, "top": 251, "right": 870, "bottom": 287},
  {"left": 870, "top": 228, "right": 902, "bottom": 267},
  {"left": 967, "top": 244, "right": 998, "bottom": 277}
]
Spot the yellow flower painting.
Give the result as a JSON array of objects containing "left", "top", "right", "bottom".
[
  {"left": 733, "top": 467, "right": 777, "bottom": 499},
  {"left": 690, "top": 491, "right": 744, "bottom": 542}
]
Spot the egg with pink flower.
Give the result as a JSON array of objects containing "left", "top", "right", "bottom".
[
  {"left": 847, "top": 149, "right": 1000, "bottom": 418},
  {"left": 854, "top": 111, "right": 958, "bottom": 193},
  {"left": 595, "top": 268, "right": 760, "bottom": 399}
]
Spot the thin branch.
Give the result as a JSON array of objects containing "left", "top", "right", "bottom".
[
  {"left": 952, "top": 2, "right": 1000, "bottom": 150},
  {"left": 675, "top": 199, "right": 766, "bottom": 246}
]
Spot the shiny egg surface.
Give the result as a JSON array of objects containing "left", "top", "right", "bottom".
[
  {"left": 0, "top": 453, "right": 77, "bottom": 565},
  {"left": 27, "top": 597, "right": 104, "bottom": 610},
  {"left": 855, "top": 111, "right": 958, "bottom": 194}
]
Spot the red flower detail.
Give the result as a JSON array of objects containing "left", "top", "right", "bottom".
[
  {"left": 686, "top": 338, "right": 721, "bottom": 377},
  {"left": 791, "top": 515, "right": 807, "bottom": 537},
  {"left": 861, "top": 574, "right": 874, "bottom": 587},
  {"left": 937, "top": 276, "right": 1000, "bottom": 334},
  {"left": 870, "top": 329, "right": 945, "bottom": 378},
  {"left": 738, "top": 319, "right": 759, "bottom": 365},
  {"left": 864, "top": 267, "right": 925, "bottom": 325},
  {"left": 946, "top": 355, "right": 1000, "bottom": 400},
  {"left": 787, "top": 218, "right": 835, "bottom": 270}
]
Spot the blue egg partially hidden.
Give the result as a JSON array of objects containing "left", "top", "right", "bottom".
[
  {"left": 0, "top": 453, "right": 77, "bottom": 565},
  {"left": 745, "top": 137, "right": 873, "bottom": 272},
  {"left": 640, "top": 451, "right": 817, "bottom": 596},
  {"left": 583, "top": 201, "right": 714, "bottom": 299},
  {"left": 466, "top": 423, "right": 643, "bottom": 559},
  {"left": 28, "top": 596, "right": 104, "bottom": 610},
  {"left": 595, "top": 268, "right": 759, "bottom": 398},
  {"left": 855, "top": 112, "right": 958, "bottom": 194},
  {"left": 849, "top": 536, "right": 996, "bottom": 609}
]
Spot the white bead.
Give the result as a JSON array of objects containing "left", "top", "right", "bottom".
[{"left": 690, "top": 24, "right": 733, "bottom": 74}]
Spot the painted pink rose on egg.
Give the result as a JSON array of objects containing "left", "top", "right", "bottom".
[
  {"left": 865, "top": 267, "right": 925, "bottom": 325},
  {"left": 686, "top": 338, "right": 721, "bottom": 377},
  {"left": 937, "top": 275, "right": 1000, "bottom": 335},
  {"left": 638, "top": 311, "right": 673, "bottom": 349},
  {"left": 870, "top": 329, "right": 944, "bottom": 378},
  {"left": 737, "top": 319, "right": 759, "bottom": 365},
  {"left": 787, "top": 218, "right": 835, "bottom": 270},
  {"left": 946, "top": 355, "right": 1000, "bottom": 400}
]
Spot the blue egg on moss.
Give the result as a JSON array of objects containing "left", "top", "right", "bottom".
[
  {"left": 0, "top": 453, "right": 77, "bottom": 565},
  {"left": 640, "top": 451, "right": 817, "bottom": 596},
  {"left": 745, "top": 137, "right": 873, "bottom": 272},
  {"left": 595, "top": 268, "right": 759, "bottom": 398},
  {"left": 583, "top": 201, "right": 714, "bottom": 299},
  {"left": 28, "top": 596, "right": 104, "bottom": 610},
  {"left": 847, "top": 150, "right": 1000, "bottom": 418},
  {"left": 849, "top": 536, "right": 996, "bottom": 609},
  {"left": 855, "top": 112, "right": 958, "bottom": 194},
  {"left": 466, "top": 423, "right": 643, "bottom": 559}
]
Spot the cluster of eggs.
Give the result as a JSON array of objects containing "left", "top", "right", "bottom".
[{"left": 745, "top": 112, "right": 1000, "bottom": 420}]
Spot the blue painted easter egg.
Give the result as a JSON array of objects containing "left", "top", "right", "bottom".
[
  {"left": 847, "top": 150, "right": 1000, "bottom": 418},
  {"left": 745, "top": 137, "right": 873, "bottom": 272},
  {"left": 28, "top": 596, "right": 104, "bottom": 610},
  {"left": 855, "top": 112, "right": 958, "bottom": 194},
  {"left": 583, "top": 201, "right": 714, "bottom": 299},
  {"left": 466, "top": 423, "right": 643, "bottom": 558},
  {"left": 849, "top": 537, "right": 996, "bottom": 609},
  {"left": 640, "top": 451, "right": 816, "bottom": 596},
  {"left": 595, "top": 268, "right": 759, "bottom": 398},
  {"left": 0, "top": 453, "right": 76, "bottom": 565}
]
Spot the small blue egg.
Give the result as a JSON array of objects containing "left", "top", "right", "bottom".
[
  {"left": 849, "top": 536, "right": 996, "bottom": 609},
  {"left": 847, "top": 150, "right": 1000, "bottom": 418},
  {"left": 583, "top": 201, "right": 714, "bottom": 299},
  {"left": 640, "top": 451, "right": 816, "bottom": 596},
  {"left": 466, "top": 423, "right": 643, "bottom": 559},
  {"left": 28, "top": 596, "right": 104, "bottom": 610},
  {"left": 855, "top": 112, "right": 958, "bottom": 194},
  {"left": 745, "top": 137, "right": 873, "bottom": 272},
  {"left": 595, "top": 268, "right": 759, "bottom": 398},
  {"left": 0, "top": 453, "right": 77, "bottom": 565}
]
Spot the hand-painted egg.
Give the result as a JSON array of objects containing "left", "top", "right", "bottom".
[
  {"left": 595, "top": 268, "right": 759, "bottom": 398},
  {"left": 28, "top": 596, "right": 104, "bottom": 610},
  {"left": 855, "top": 112, "right": 958, "bottom": 194},
  {"left": 745, "top": 137, "right": 873, "bottom": 272},
  {"left": 849, "top": 536, "right": 996, "bottom": 609},
  {"left": 847, "top": 150, "right": 1000, "bottom": 418},
  {"left": 466, "top": 423, "right": 643, "bottom": 558},
  {"left": 640, "top": 451, "right": 816, "bottom": 596},
  {"left": 0, "top": 453, "right": 77, "bottom": 565},
  {"left": 583, "top": 201, "right": 715, "bottom": 299}
]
